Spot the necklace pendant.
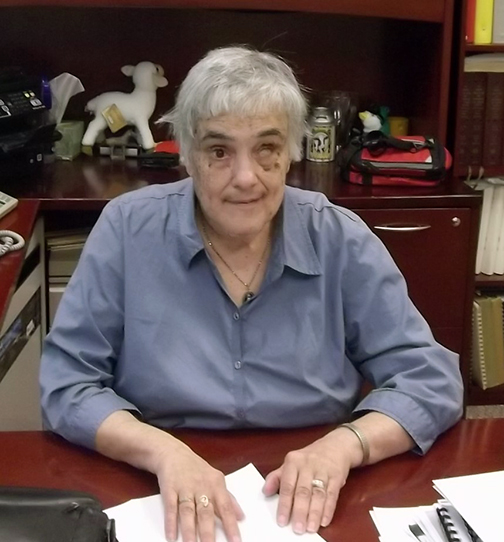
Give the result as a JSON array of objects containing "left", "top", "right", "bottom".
[{"left": 242, "top": 291, "right": 255, "bottom": 304}]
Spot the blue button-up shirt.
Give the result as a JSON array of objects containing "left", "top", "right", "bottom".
[{"left": 40, "top": 179, "right": 463, "bottom": 452}]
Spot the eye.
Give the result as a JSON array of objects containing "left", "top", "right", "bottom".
[
  {"left": 211, "top": 147, "right": 227, "bottom": 159},
  {"left": 258, "top": 144, "right": 275, "bottom": 158}
]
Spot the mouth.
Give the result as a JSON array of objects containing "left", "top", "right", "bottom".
[{"left": 230, "top": 197, "right": 262, "bottom": 205}]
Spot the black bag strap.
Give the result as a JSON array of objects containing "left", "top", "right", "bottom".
[{"left": 361, "top": 130, "right": 433, "bottom": 156}]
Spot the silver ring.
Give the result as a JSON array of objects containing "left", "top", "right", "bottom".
[
  {"left": 178, "top": 496, "right": 193, "bottom": 504},
  {"left": 197, "top": 495, "right": 210, "bottom": 507},
  {"left": 311, "top": 479, "right": 326, "bottom": 491}
]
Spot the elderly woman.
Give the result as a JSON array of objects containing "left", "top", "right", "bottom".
[{"left": 40, "top": 46, "right": 463, "bottom": 542}]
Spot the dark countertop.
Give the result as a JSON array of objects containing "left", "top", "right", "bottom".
[
  {"left": 0, "top": 156, "right": 481, "bottom": 333},
  {"left": 3, "top": 156, "right": 481, "bottom": 212}
]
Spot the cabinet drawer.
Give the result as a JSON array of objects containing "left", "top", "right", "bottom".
[{"left": 353, "top": 208, "right": 472, "bottom": 330}]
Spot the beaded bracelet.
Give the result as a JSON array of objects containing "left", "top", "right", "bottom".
[{"left": 339, "top": 422, "right": 370, "bottom": 466}]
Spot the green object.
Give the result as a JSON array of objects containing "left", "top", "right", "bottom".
[{"left": 379, "top": 106, "right": 390, "bottom": 135}]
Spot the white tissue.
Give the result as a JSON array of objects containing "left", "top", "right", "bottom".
[{"left": 49, "top": 73, "right": 85, "bottom": 124}]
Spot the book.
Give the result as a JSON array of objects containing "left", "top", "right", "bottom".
[
  {"left": 433, "top": 470, "right": 504, "bottom": 542},
  {"left": 458, "top": 72, "right": 487, "bottom": 170},
  {"left": 474, "top": 0, "right": 494, "bottom": 44},
  {"left": 494, "top": 195, "right": 504, "bottom": 274},
  {"left": 483, "top": 73, "right": 504, "bottom": 167},
  {"left": 472, "top": 300, "right": 489, "bottom": 389},
  {"left": 371, "top": 472, "right": 504, "bottom": 542},
  {"left": 481, "top": 185, "right": 504, "bottom": 274},
  {"left": 472, "top": 296, "right": 504, "bottom": 389},
  {"left": 475, "top": 181, "right": 495, "bottom": 274},
  {"left": 493, "top": 0, "right": 504, "bottom": 43},
  {"left": 467, "top": 0, "right": 477, "bottom": 43}
]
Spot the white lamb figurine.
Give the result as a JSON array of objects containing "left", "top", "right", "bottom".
[{"left": 82, "top": 61, "right": 168, "bottom": 150}]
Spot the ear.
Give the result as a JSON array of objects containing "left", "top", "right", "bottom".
[
  {"left": 155, "top": 76, "right": 168, "bottom": 88},
  {"left": 121, "top": 65, "right": 135, "bottom": 77},
  {"left": 185, "top": 155, "right": 194, "bottom": 178}
]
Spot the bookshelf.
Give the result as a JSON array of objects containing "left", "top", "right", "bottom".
[{"left": 452, "top": 1, "right": 504, "bottom": 406}]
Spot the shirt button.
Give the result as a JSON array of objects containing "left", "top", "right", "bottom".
[
  {"left": 233, "top": 312, "right": 240, "bottom": 321},
  {"left": 234, "top": 361, "right": 242, "bottom": 370}
]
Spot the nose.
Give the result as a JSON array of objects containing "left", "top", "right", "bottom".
[{"left": 232, "top": 151, "right": 257, "bottom": 188}]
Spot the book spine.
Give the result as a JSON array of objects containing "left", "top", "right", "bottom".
[
  {"left": 458, "top": 72, "right": 487, "bottom": 171},
  {"left": 481, "top": 186, "right": 504, "bottom": 274},
  {"left": 493, "top": 0, "right": 504, "bottom": 43},
  {"left": 494, "top": 198, "right": 504, "bottom": 274},
  {"left": 483, "top": 73, "right": 504, "bottom": 167},
  {"left": 476, "top": 184, "right": 495, "bottom": 274},
  {"left": 472, "top": 300, "right": 488, "bottom": 390},
  {"left": 467, "top": 0, "right": 477, "bottom": 43},
  {"left": 475, "top": 0, "right": 494, "bottom": 44}
]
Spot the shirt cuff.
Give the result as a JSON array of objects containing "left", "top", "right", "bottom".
[
  {"left": 71, "top": 388, "right": 141, "bottom": 450},
  {"left": 353, "top": 388, "right": 438, "bottom": 454}
]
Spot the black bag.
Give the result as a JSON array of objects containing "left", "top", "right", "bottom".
[
  {"left": 338, "top": 130, "right": 452, "bottom": 186},
  {"left": 0, "top": 487, "right": 117, "bottom": 542}
]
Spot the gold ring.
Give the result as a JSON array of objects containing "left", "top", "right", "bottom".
[
  {"left": 311, "top": 479, "right": 326, "bottom": 491},
  {"left": 178, "top": 496, "right": 193, "bottom": 504},
  {"left": 197, "top": 495, "right": 210, "bottom": 507}
]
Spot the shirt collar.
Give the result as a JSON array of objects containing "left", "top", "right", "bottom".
[
  {"left": 177, "top": 179, "right": 205, "bottom": 267},
  {"left": 279, "top": 186, "right": 322, "bottom": 276},
  {"left": 178, "top": 179, "right": 322, "bottom": 277}
]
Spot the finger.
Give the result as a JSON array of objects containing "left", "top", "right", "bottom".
[
  {"left": 196, "top": 496, "right": 216, "bottom": 542},
  {"left": 262, "top": 468, "right": 282, "bottom": 497},
  {"left": 321, "top": 477, "right": 342, "bottom": 528},
  {"left": 276, "top": 462, "right": 299, "bottom": 527},
  {"left": 163, "top": 489, "right": 180, "bottom": 542},
  {"left": 290, "top": 471, "right": 314, "bottom": 535},
  {"left": 229, "top": 491, "right": 245, "bottom": 521},
  {"left": 214, "top": 492, "right": 243, "bottom": 542},
  {"left": 178, "top": 497, "right": 197, "bottom": 542},
  {"left": 306, "top": 478, "right": 328, "bottom": 533}
]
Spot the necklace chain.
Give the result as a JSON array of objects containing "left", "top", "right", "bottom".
[{"left": 200, "top": 221, "right": 269, "bottom": 293}]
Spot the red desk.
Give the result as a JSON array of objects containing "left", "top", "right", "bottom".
[{"left": 0, "top": 420, "right": 502, "bottom": 541}]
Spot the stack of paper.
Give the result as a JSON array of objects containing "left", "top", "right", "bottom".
[
  {"left": 105, "top": 464, "right": 325, "bottom": 542},
  {"left": 371, "top": 470, "right": 504, "bottom": 542}
]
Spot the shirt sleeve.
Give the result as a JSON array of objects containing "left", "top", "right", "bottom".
[
  {"left": 40, "top": 200, "right": 140, "bottom": 450},
  {"left": 341, "top": 216, "right": 464, "bottom": 454}
]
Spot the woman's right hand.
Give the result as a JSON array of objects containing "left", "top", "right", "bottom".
[
  {"left": 154, "top": 439, "right": 244, "bottom": 542},
  {"left": 95, "top": 411, "right": 243, "bottom": 542}
]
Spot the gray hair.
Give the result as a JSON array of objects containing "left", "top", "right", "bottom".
[{"left": 159, "top": 46, "right": 308, "bottom": 163}]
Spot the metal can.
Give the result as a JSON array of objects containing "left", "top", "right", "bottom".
[{"left": 306, "top": 106, "right": 336, "bottom": 162}]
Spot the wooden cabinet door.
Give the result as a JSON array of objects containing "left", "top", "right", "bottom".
[{"left": 353, "top": 208, "right": 472, "bottom": 352}]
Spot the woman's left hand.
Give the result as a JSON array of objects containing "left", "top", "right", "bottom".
[{"left": 262, "top": 427, "right": 363, "bottom": 534}]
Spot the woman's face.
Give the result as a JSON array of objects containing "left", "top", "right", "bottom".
[{"left": 187, "top": 112, "right": 291, "bottom": 240}]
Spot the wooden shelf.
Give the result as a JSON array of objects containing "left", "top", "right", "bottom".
[
  {"left": 468, "top": 383, "right": 504, "bottom": 405},
  {"left": 0, "top": 0, "right": 447, "bottom": 23},
  {"left": 475, "top": 274, "right": 504, "bottom": 289},
  {"left": 465, "top": 44, "right": 504, "bottom": 53}
]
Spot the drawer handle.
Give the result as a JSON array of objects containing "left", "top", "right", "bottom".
[{"left": 373, "top": 224, "right": 432, "bottom": 232}]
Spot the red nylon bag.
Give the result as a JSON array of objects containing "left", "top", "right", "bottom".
[{"left": 339, "top": 131, "right": 452, "bottom": 186}]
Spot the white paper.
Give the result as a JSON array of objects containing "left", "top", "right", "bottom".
[
  {"left": 433, "top": 470, "right": 504, "bottom": 542},
  {"left": 105, "top": 463, "right": 325, "bottom": 542},
  {"left": 370, "top": 504, "right": 453, "bottom": 542},
  {"left": 49, "top": 72, "right": 85, "bottom": 124}
]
